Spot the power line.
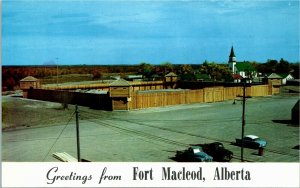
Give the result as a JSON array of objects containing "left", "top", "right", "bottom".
[
  {"left": 43, "top": 110, "right": 75, "bottom": 161},
  {"left": 80, "top": 112, "right": 235, "bottom": 146},
  {"left": 80, "top": 113, "right": 188, "bottom": 147},
  {"left": 79, "top": 109, "right": 241, "bottom": 123}
]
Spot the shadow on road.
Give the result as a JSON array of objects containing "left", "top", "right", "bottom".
[
  {"left": 292, "top": 145, "right": 299, "bottom": 150},
  {"left": 272, "top": 119, "right": 292, "bottom": 124},
  {"left": 272, "top": 119, "right": 299, "bottom": 127}
]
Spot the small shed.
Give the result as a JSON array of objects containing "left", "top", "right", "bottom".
[
  {"left": 20, "top": 76, "right": 40, "bottom": 90},
  {"left": 292, "top": 100, "right": 299, "bottom": 125},
  {"left": 20, "top": 76, "right": 40, "bottom": 98},
  {"left": 267, "top": 73, "right": 282, "bottom": 95},
  {"left": 109, "top": 79, "right": 132, "bottom": 110},
  {"left": 164, "top": 72, "right": 178, "bottom": 82},
  {"left": 267, "top": 73, "right": 283, "bottom": 85},
  {"left": 109, "top": 79, "right": 132, "bottom": 98}
]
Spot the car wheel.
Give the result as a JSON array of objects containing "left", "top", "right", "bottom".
[{"left": 224, "top": 154, "right": 233, "bottom": 162}]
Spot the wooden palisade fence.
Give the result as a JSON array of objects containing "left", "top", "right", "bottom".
[{"left": 129, "top": 85, "right": 270, "bottom": 110}]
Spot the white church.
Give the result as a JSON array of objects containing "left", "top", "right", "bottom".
[{"left": 228, "top": 46, "right": 257, "bottom": 81}]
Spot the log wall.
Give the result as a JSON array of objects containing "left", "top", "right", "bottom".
[{"left": 130, "top": 85, "right": 271, "bottom": 110}]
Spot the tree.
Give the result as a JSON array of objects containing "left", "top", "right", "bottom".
[
  {"left": 138, "top": 62, "right": 154, "bottom": 79},
  {"left": 254, "top": 59, "right": 292, "bottom": 75},
  {"left": 92, "top": 69, "right": 103, "bottom": 79},
  {"left": 290, "top": 63, "right": 300, "bottom": 79},
  {"left": 180, "top": 64, "right": 193, "bottom": 74},
  {"left": 200, "top": 62, "right": 232, "bottom": 81},
  {"left": 4, "top": 77, "right": 16, "bottom": 90},
  {"left": 200, "top": 62, "right": 219, "bottom": 80},
  {"left": 266, "top": 59, "right": 278, "bottom": 72},
  {"left": 160, "top": 62, "right": 174, "bottom": 74},
  {"left": 276, "top": 58, "right": 290, "bottom": 73}
]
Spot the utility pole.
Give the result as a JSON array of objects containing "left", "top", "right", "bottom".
[
  {"left": 241, "top": 82, "right": 246, "bottom": 162},
  {"left": 56, "top": 58, "right": 59, "bottom": 86},
  {"left": 75, "top": 105, "right": 81, "bottom": 162},
  {"left": 236, "top": 80, "right": 251, "bottom": 161}
]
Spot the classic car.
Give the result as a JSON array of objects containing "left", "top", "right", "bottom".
[
  {"left": 175, "top": 146, "right": 213, "bottom": 162},
  {"left": 235, "top": 135, "right": 267, "bottom": 148},
  {"left": 199, "top": 142, "right": 233, "bottom": 162}
]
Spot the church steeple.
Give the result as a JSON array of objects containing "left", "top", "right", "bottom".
[
  {"left": 228, "top": 46, "right": 236, "bottom": 73},
  {"left": 229, "top": 46, "right": 235, "bottom": 58},
  {"left": 228, "top": 46, "right": 236, "bottom": 63}
]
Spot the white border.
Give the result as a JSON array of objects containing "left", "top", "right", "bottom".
[{"left": 2, "top": 162, "right": 300, "bottom": 187}]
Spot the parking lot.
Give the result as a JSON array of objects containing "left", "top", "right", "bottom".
[{"left": 2, "top": 94, "right": 299, "bottom": 162}]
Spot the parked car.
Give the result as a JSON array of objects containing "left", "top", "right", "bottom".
[
  {"left": 235, "top": 135, "right": 267, "bottom": 149},
  {"left": 175, "top": 146, "right": 213, "bottom": 162},
  {"left": 197, "top": 142, "right": 233, "bottom": 162}
]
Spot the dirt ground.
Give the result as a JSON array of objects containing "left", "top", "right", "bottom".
[
  {"left": 2, "top": 94, "right": 75, "bottom": 130},
  {"left": 1, "top": 92, "right": 299, "bottom": 162}
]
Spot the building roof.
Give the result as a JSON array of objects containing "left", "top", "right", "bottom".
[
  {"left": 165, "top": 72, "right": 177, "bottom": 77},
  {"left": 232, "top": 74, "right": 243, "bottom": 79},
  {"left": 229, "top": 46, "right": 236, "bottom": 57},
  {"left": 20, "top": 76, "right": 38, "bottom": 81},
  {"left": 235, "top": 62, "right": 256, "bottom": 72},
  {"left": 126, "top": 75, "right": 143, "bottom": 79},
  {"left": 277, "top": 73, "right": 294, "bottom": 79},
  {"left": 267, "top": 73, "right": 282, "bottom": 79},
  {"left": 109, "top": 79, "right": 131, "bottom": 86}
]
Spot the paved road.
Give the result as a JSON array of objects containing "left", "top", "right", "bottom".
[{"left": 2, "top": 95, "right": 299, "bottom": 162}]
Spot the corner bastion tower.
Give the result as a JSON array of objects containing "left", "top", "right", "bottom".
[{"left": 228, "top": 46, "right": 236, "bottom": 74}]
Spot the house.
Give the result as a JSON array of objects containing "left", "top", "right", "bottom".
[
  {"left": 278, "top": 73, "right": 294, "bottom": 85},
  {"left": 228, "top": 46, "right": 257, "bottom": 81},
  {"left": 235, "top": 62, "right": 257, "bottom": 79},
  {"left": 232, "top": 74, "right": 243, "bottom": 83}
]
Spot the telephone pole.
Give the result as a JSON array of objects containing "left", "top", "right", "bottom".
[
  {"left": 56, "top": 58, "right": 59, "bottom": 86},
  {"left": 75, "top": 105, "right": 81, "bottom": 162},
  {"left": 236, "top": 80, "right": 251, "bottom": 162}
]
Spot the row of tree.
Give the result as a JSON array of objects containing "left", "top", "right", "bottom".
[
  {"left": 137, "top": 61, "right": 233, "bottom": 81},
  {"left": 2, "top": 59, "right": 299, "bottom": 91},
  {"left": 253, "top": 58, "right": 298, "bottom": 75}
]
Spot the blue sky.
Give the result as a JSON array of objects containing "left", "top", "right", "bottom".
[{"left": 2, "top": 0, "right": 299, "bottom": 65}]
